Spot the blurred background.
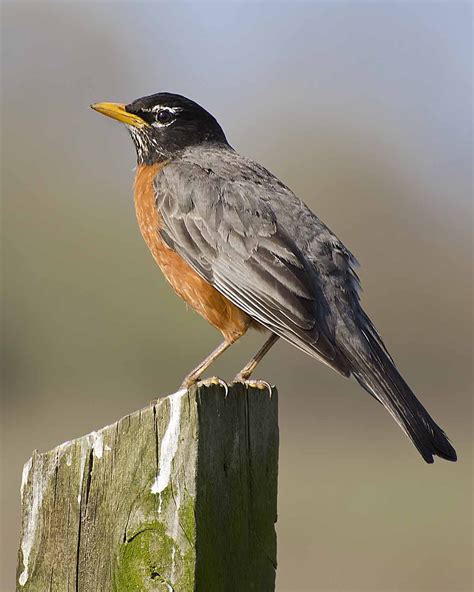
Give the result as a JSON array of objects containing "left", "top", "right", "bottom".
[{"left": 1, "top": 2, "right": 472, "bottom": 590}]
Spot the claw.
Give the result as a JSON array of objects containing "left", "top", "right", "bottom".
[
  {"left": 199, "top": 376, "right": 229, "bottom": 397},
  {"left": 235, "top": 378, "right": 273, "bottom": 397},
  {"left": 257, "top": 380, "right": 272, "bottom": 393}
]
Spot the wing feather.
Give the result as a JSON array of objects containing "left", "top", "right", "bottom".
[{"left": 155, "top": 157, "right": 350, "bottom": 376}]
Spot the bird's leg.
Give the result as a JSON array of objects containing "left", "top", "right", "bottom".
[
  {"left": 234, "top": 333, "right": 279, "bottom": 382},
  {"left": 181, "top": 339, "right": 233, "bottom": 389}
]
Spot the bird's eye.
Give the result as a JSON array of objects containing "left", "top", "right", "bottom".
[{"left": 156, "top": 109, "right": 174, "bottom": 125}]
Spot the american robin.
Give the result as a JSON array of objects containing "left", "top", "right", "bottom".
[{"left": 91, "top": 92, "right": 456, "bottom": 463}]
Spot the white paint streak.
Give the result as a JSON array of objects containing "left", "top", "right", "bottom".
[
  {"left": 151, "top": 390, "right": 185, "bottom": 497},
  {"left": 20, "top": 458, "right": 32, "bottom": 502},
  {"left": 19, "top": 456, "right": 46, "bottom": 586},
  {"left": 91, "top": 431, "right": 103, "bottom": 459}
]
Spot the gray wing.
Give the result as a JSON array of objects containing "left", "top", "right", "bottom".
[{"left": 154, "top": 150, "right": 350, "bottom": 376}]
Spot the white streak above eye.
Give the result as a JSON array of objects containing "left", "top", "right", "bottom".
[{"left": 150, "top": 105, "right": 183, "bottom": 114}]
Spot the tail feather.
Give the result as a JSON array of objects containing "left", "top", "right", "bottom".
[{"left": 343, "top": 317, "right": 457, "bottom": 463}]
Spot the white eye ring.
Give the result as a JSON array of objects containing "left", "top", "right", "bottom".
[
  {"left": 155, "top": 109, "right": 174, "bottom": 125},
  {"left": 149, "top": 105, "right": 183, "bottom": 127}
]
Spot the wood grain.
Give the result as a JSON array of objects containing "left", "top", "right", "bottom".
[{"left": 17, "top": 382, "right": 278, "bottom": 591}]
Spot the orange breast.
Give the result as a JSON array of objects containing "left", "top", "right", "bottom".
[{"left": 133, "top": 163, "right": 252, "bottom": 343}]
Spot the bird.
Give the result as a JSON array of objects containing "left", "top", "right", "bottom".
[{"left": 91, "top": 92, "right": 456, "bottom": 464}]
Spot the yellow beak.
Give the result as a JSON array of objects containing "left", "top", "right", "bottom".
[{"left": 90, "top": 102, "right": 146, "bottom": 128}]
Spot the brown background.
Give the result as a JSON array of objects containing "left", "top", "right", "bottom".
[{"left": 1, "top": 2, "right": 472, "bottom": 591}]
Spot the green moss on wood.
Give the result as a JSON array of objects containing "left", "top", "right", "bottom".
[{"left": 114, "top": 522, "right": 178, "bottom": 591}]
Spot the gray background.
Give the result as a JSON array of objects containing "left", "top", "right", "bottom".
[{"left": 1, "top": 2, "right": 472, "bottom": 590}]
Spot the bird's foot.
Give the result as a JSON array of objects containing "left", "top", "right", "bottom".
[
  {"left": 234, "top": 377, "right": 273, "bottom": 396},
  {"left": 233, "top": 371, "right": 251, "bottom": 383},
  {"left": 180, "top": 374, "right": 229, "bottom": 395},
  {"left": 197, "top": 376, "right": 229, "bottom": 396}
]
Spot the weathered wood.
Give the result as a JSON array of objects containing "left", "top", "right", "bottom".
[{"left": 17, "top": 382, "right": 278, "bottom": 591}]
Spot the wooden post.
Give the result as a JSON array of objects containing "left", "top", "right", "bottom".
[{"left": 17, "top": 382, "right": 278, "bottom": 591}]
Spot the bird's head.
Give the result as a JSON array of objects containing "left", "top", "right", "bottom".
[{"left": 91, "top": 92, "right": 228, "bottom": 164}]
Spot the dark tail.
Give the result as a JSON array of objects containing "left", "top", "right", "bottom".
[{"left": 342, "top": 315, "right": 457, "bottom": 463}]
